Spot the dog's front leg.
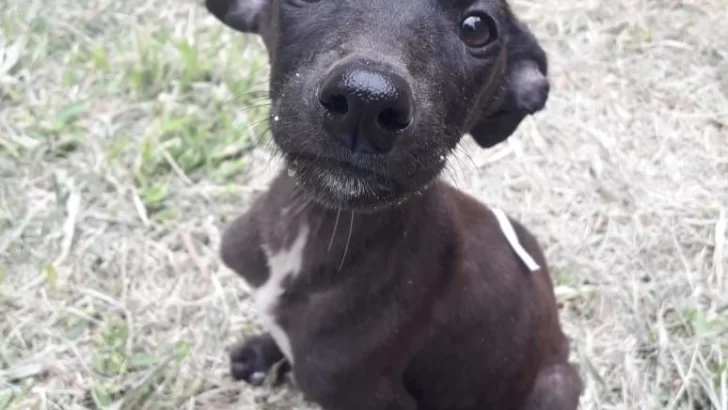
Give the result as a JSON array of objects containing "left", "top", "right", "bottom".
[
  {"left": 220, "top": 207, "right": 292, "bottom": 386},
  {"left": 289, "top": 306, "right": 421, "bottom": 410},
  {"left": 220, "top": 209, "right": 269, "bottom": 287},
  {"left": 295, "top": 367, "right": 417, "bottom": 410}
]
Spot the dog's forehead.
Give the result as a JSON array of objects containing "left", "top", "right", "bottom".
[
  {"left": 350, "top": 0, "right": 504, "bottom": 6},
  {"left": 428, "top": 0, "right": 507, "bottom": 9},
  {"left": 270, "top": 0, "right": 506, "bottom": 13},
  {"left": 441, "top": 0, "right": 494, "bottom": 5}
]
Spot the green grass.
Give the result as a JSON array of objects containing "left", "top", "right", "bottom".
[
  {"left": 1, "top": 0, "right": 269, "bottom": 181},
  {"left": 0, "top": 1, "right": 280, "bottom": 409}
]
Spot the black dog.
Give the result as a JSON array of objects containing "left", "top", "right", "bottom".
[{"left": 206, "top": 0, "right": 583, "bottom": 409}]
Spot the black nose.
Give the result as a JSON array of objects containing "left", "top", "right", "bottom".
[{"left": 317, "top": 61, "right": 414, "bottom": 154}]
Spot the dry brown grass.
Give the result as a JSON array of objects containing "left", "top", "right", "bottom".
[{"left": 1, "top": 0, "right": 727, "bottom": 409}]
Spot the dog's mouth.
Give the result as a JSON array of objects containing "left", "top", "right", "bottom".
[{"left": 284, "top": 153, "right": 407, "bottom": 210}]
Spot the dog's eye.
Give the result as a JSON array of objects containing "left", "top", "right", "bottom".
[{"left": 459, "top": 14, "right": 497, "bottom": 48}]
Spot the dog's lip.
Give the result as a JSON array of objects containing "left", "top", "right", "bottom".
[
  {"left": 285, "top": 152, "right": 407, "bottom": 210},
  {"left": 286, "top": 152, "right": 389, "bottom": 181}
]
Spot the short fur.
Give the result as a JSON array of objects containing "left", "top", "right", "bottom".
[{"left": 206, "top": 0, "right": 582, "bottom": 409}]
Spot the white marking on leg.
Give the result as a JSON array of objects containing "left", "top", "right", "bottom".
[
  {"left": 256, "top": 224, "right": 310, "bottom": 364},
  {"left": 492, "top": 208, "right": 540, "bottom": 272}
]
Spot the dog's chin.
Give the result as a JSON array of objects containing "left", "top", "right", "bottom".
[{"left": 284, "top": 154, "right": 415, "bottom": 212}]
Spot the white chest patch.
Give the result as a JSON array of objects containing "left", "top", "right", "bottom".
[{"left": 256, "top": 224, "right": 310, "bottom": 364}]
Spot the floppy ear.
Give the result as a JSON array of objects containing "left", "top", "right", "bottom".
[
  {"left": 469, "top": 17, "right": 550, "bottom": 148},
  {"left": 205, "top": 0, "right": 266, "bottom": 34}
]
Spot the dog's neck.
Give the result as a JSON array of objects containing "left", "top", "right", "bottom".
[{"left": 264, "top": 171, "right": 442, "bottom": 272}]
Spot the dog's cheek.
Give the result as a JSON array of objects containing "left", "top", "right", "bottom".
[
  {"left": 422, "top": 48, "right": 490, "bottom": 141},
  {"left": 408, "top": 60, "right": 463, "bottom": 149},
  {"left": 269, "top": 46, "right": 346, "bottom": 147},
  {"left": 465, "top": 52, "right": 510, "bottom": 120},
  {"left": 269, "top": 97, "right": 299, "bottom": 151},
  {"left": 394, "top": 149, "right": 447, "bottom": 192},
  {"left": 269, "top": 91, "right": 321, "bottom": 155},
  {"left": 392, "top": 120, "right": 452, "bottom": 189}
]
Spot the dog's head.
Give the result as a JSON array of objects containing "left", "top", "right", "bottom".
[{"left": 206, "top": 0, "right": 549, "bottom": 211}]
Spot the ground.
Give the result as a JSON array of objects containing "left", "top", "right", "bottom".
[{"left": 0, "top": 0, "right": 727, "bottom": 409}]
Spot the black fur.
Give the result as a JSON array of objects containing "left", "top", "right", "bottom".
[{"left": 205, "top": 1, "right": 582, "bottom": 409}]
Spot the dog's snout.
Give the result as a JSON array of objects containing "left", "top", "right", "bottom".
[{"left": 317, "top": 62, "right": 414, "bottom": 154}]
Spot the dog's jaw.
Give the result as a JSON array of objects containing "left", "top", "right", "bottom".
[
  {"left": 282, "top": 152, "right": 421, "bottom": 212},
  {"left": 317, "top": 173, "right": 376, "bottom": 202}
]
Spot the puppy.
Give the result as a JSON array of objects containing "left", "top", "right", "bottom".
[{"left": 207, "top": 0, "right": 583, "bottom": 409}]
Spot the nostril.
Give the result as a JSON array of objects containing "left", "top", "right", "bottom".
[
  {"left": 318, "top": 63, "right": 416, "bottom": 154},
  {"left": 377, "top": 107, "right": 412, "bottom": 132},
  {"left": 319, "top": 93, "right": 349, "bottom": 116}
]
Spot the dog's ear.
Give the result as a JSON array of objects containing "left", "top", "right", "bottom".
[
  {"left": 469, "top": 17, "right": 550, "bottom": 148},
  {"left": 205, "top": 0, "right": 267, "bottom": 34}
]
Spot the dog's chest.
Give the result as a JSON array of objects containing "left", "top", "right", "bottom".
[{"left": 255, "top": 223, "right": 310, "bottom": 364}]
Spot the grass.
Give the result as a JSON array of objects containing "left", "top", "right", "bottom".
[{"left": 0, "top": 0, "right": 727, "bottom": 409}]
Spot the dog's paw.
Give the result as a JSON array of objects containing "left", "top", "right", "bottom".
[
  {"left": 229, "top": 345, "right": 266, "bottom": 385},
  {"left": 229, "top": 334, "right": 289, "bottom": 387}
]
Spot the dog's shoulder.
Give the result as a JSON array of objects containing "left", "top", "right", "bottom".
[{"left": 437, "top": 181, "right": 548, "bottom": 276}]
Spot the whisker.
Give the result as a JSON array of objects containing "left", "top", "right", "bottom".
[
  {"left": 285, "top": 186, "right": 305, "bottom": 210},
  {"left": 403, "top": 152, "right": 425, "bottom": 173},
  {"left": 457, "top": 145, "right": 480, "bottom": 177},
  {"left": 314, "top": 209, "right": 328, "bottom": 234},
  {"left": 290, "top": 197, "right": 313, "bottom": 222},
  {"left": 265, "top": 140, "right": 284, "bottom": 170},
  {"left": 239, "top": 101, "right": 272, "bottom": 110},
  {"left": 233, "top": 102, "right": 272, "bottom": 116},
  {"left": 226, "top": 92, "right": 270, "bottom": 105},
  {"left": 228, "top": 91, "right": 269, "bottom": 102},
  {"left": 328, "top": 209, "right": 341, "bottom": 252},
  {"left": 338, "top": 212, "right": 354, "bottom": 272},
  {"left": 443, "top": 161, "right": 461, "bottom": 190},
  {"left": 245, "top": 117, "right": 269, "bottom": 131},
  {"left": 243, "top": 124, "right": 272, "bottom": 148},
  {"left": 448, "top": 155, "right": 467, "bottom": 188},
  {"left": 287, "top": 181, "right": 303, "bottom": 199}
]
